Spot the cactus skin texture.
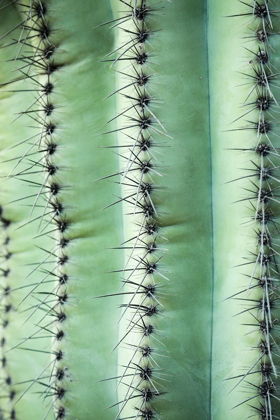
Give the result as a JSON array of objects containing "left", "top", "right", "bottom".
[{"left": 1, "top": 0, "right": 280, "bottom": 420}]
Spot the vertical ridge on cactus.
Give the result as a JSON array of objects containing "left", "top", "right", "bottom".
[
  {"left": 101, "top": 1, "right": 214, "bottom": 419},
  {"left": 210, "top": 0, "right": 280, "bottom": 418},
  {"left": 0, "top": 0, "right": 122, "bottom": 418},
  {"left": 0, "top": 4, "right": 56, "bottom": 418}
]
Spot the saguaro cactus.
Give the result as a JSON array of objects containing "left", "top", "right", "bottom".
[
  {"left": 0, "top": 1, "right": 122, "bottom": 419},
  {"left": 0, "top": 0, "right": 280, "bottom": 419}
]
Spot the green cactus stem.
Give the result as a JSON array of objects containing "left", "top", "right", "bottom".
[
  {"left": 1, "top": 0, "right": 280, "bottom": 419},
  {"left": 210, "top": 1, "right": 280, "bottom": 418}
]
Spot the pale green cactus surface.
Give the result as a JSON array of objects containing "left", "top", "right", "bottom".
[{"left": 0, "top": 1, "right": 278, "bottom": 420}]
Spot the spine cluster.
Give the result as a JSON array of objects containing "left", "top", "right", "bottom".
[
  {"left": 0, "top": 207, "right": 15, "bottom": 420},
  {"left": 231, "top": 1, "right": 280, "bottom": 417},
  {"left": 1, "top": 2, "right": 70, "bottom": 418},
  {"left": 102, "top": 1, "right": 167, "bottom": 418}
]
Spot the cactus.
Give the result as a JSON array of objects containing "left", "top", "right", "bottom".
[
  {"left": 0, "top": 1, "right": 122, "bottom": 419},
  {"left": 1, "top": 0, "right": 280, "bottom": 419}
]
